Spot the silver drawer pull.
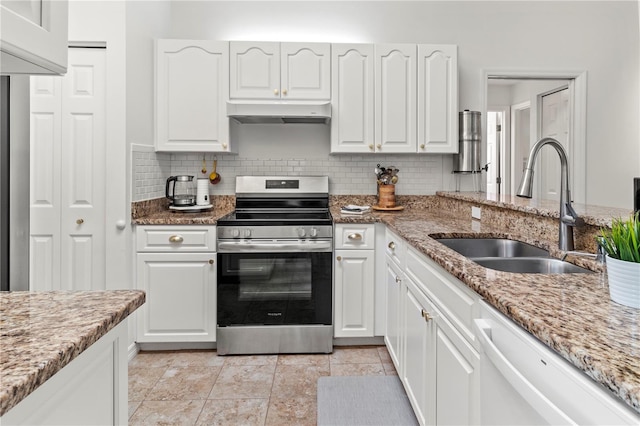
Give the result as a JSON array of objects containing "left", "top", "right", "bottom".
[
  {"left": 347, "top": 233, "right": 363, "bottom": 241},
  {"left": 169, "top": 235, "right": 184, "bottom": 243}
]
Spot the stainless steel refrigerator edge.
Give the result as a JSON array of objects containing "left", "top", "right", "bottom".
[{"left": 1, "top": 75, "right": 30, "bottom": 291}]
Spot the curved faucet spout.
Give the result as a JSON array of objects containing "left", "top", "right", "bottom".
[{"left": 516, "top": 137, "right": 579, "bottom": 251}]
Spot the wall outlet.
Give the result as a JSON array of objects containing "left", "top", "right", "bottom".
[{"left": 471, "top": 206, "right": 481, "bottom": 220}]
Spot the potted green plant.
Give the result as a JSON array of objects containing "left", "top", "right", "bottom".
[{"left": 599, "top": 212, "right": 640, "bottom": 308}]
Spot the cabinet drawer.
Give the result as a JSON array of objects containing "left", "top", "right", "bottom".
[
  {"left": 334, "top": 224, "right": 375, "bottom": 249},
  {"left": 136, "top": 226, "right": 216, "bottom": 252},
  {"left": 385, "top": 228, "right": 406, "bottom": 267},
  {"left": 406, "top": 246, "right": 479, "bottom": 347}
]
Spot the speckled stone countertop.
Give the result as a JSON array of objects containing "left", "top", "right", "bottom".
[
  {"left": 0, "top": 290, "right": 146, "bottom": 416},
  {"left": 132, "top": 193, "right": 640, "bottom": 413},
  {"left": 332, "top": 202, "right": 640, "bottom": 415}
]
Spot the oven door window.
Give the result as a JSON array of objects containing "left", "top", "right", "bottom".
[{"left": 217, "top": 252, "right": 332, "bottom": 326}]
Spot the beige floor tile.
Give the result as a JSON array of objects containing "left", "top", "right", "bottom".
[
  {"left": 129, "top": 399, "right": 205, "bottom": 425},
  {"left": 196, "top": 398, "right": 268, "bottom": 426},
  {"left": 128, "top": 366, "right": 166, "bottom": 401},
  {"left": 330, "top": 346, "right": 382, "bottom": 364},
  {"left": 272, "top": 364, "right": 330, "bottom": 399},
  {"left": 383, "top": 361, "right": 398, "bottom": 375},
  {"left": 277, "top": 353, "right": 330, "bottom": 367},
  {"left": 170, "top": 350, "right": 225, "bottom": 367},
  {"left": 209, "top": 364, "right": 276, "bottom": 399},
  {"left": 129, "top": 351, "right": 178, "bottom": 368},
  {"left": 145, "top": 366, "right": 221, "bottom": 401},
  {"left": 128, "top": 400, "right": 142, "bottom": 420},
  {"left": 222, "top": 354, "right": 278, "bottom": 366},
  {"left": 330, "top": 363, "right": 385, "bottom": 376},
  {"left": 265, "top": 396, "right": 316, "bottom": 426},
  {"left": 377, "top": 345, "right": 392, "bottom": 363}
]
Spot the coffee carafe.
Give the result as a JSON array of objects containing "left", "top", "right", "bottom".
[{"left": 166, "top": 175, "right": 196, "bottom": 206}]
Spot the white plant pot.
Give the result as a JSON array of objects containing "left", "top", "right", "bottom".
[{"left": 606, "top": 255, "right": 640, "bottom": 309}]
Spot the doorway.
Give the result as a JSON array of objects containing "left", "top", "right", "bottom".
[{"left": 484, "top": 73, "right": 586, "bottom": 203}]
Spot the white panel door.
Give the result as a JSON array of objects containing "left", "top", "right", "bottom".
[
  {"left": 417, "top": 44, "right": 458, "bottom": 153},
  {"left": 230, "top": 41, "right": 280, "bottom": 99},
  {"left": 375, "top": 44, "right": 417, "bottom": 153},
  {"left": 384, "top": 256, "right": 404, "bottom": 372},
  {"left": 30, "top": 48, "right": 106, "bottom": 291},
  {"left": 334, "top": 249, "right": 375, "bottom": 337},
  {"left": 281, "top": 42, "right": 330, "bottom": 100},
  {"left": 330, "top": 44, "right": 374, "bottom": 153},
  {"left": 30, "top": 76, "right": 62, "bottom": 291},
  {"left": 539, "top": 88, "right": 569, "bottom": 202}
]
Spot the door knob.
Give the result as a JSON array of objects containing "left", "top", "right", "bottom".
[
  {"left": 116, "top": 220, "right": 126, "bottom": 230},
  {"left": 76, "top": 218, "right": 84, "bottom": 225}
]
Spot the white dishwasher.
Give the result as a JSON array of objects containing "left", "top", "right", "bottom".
[{"left": 473, "top": 301, "right": 640, "bottom": 425}]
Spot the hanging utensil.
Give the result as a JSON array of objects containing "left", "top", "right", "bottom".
[
  {"left": 209, "top": 156, "right": 221, "bottom": 184},
  {"left": 201, "top": 155, "right": 207, "bottom": 175}
]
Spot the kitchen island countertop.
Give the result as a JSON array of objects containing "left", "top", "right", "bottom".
[{"left": 0, "top": 290, "right": 146, "bottom": 416}]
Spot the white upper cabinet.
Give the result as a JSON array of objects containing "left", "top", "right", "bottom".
[
  {"left": 1, "top": 0, "right": 68, "bottom": 75},
  {"left": 375, "top": 44, "right": 417, "bottom": 153},
  {"left": 330, "top": 44, "right": 375, "bottom": 153},
  {"left": 155, "top": 40, "right": 231, "bottom": 152},
  {"left": 417, "top": 44, "right": 458, "bottom": 153},
  {"left": 330, "top": 43, "right": 458, "bottom": 154},
  {"left": 230, "top": 41, "right": 330, "bottom": 100}
]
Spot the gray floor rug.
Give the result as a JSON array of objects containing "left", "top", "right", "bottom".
[{"left": 317, "top": 376, "right": 419, "bottom": 426}]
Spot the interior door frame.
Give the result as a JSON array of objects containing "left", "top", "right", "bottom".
[{"left": 481, "top": 69, "right": 587, "bottom": 204}]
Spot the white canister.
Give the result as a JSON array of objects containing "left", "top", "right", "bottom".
[{"left": 196, "top": 178, "right": 210, "bottom": 206}]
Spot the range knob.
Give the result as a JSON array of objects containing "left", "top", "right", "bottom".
[
  {"left": 231, "top": 228, "right": 240, "bottom": 238},
  {"left": 310, "top": 227, "right": 318, "bottom": 237},
  {"left": 243, "top": 229, "right": 252, "bottom": 238},
  {"left": 297, "top": 227, "right": 306, "bottom": 238}
]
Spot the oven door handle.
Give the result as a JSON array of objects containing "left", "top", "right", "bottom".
[{"left": 217, "top": 240, "right": 333, "bottom": 253}]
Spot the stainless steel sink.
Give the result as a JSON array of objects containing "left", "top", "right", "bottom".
[
  {"left": 436, "top": 238, "right": 549, "bottom": 258},
  {"left": 434, "top": 237, "right": 594, "bottom": 274},
  {"left": 471, "top": 257, "right": 593, "bottom": 274}
]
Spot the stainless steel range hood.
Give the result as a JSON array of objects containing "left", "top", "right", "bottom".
[{"left": 227, "top": 100, "right": 331, "bottom": 124}]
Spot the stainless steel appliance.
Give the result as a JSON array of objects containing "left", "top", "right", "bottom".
[
  {"left": 453, "top": 110, "right": 482, "bottom": 173},
  {"left": 1, "top": 75, "right": 30, "bottom": 292},
  {"left": 165, "top": 175, "right": 196, "bottom": 207},
  {"left": 216, "top": 176, "right": 333, "bottom": 355}
]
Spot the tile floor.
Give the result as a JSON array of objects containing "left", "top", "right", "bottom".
[{"left": 128, "top": 345, "right": 397, "bottom": 425}]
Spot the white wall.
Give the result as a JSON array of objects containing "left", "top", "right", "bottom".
[{"left": 126, "top": 1, "right": 640, "bottom": 209}]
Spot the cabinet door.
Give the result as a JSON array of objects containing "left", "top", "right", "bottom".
[
  {"left": 334, "top": 249, "right": 375, "bottom": 337},
  {"left": 403, "top": 277, "right": 436, "bottom": 426},
  {"left": 281, "top": 42, "right": 330, "bottom": 100},
  {"left": 375, "top": 44, "right": 417, "bottom": 153},
  {"left": 1, "top": 0, "right": 68, "bottom": 74},
  {"left": 417, "top": 44, "right": 458, "bottom": 153},
  {"left": 435, "top": 314, "right": 480, "bottom": 425},
  {"left": 330, "top": 44, "right": 375, "bottom": 153},
  {"left": 136, "top": 252, "right": 216, "bottom": 342},
  {"left": 230, "top": 41, "right": 280, "bottom": 99},
  {"left": 384, "top": 256, "right": 404, "bottom": 371},
  {"left": 155, "top": 40, "right": 230, "bottom": 152}
]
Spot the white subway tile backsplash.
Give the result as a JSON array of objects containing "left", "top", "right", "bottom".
[{"left": 132, "top": 151, "right": 456, "bottom": 201}]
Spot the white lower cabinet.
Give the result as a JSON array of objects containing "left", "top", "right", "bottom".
[
  {"left": 334, "top": 224, "right": 376, "bottom": 337},
  {"left": 384, "top": 254, "right": 404, "bottom": 370},
  {"left": 135, "top": 226, "right": 216, "bottom": 343},
  {"left": 1, "top": 321, "right": 128, "bottom": 425}
]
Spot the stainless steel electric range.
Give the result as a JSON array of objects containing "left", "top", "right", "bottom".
[{"left": 216, "top": 176, "right": 333, "bottom": 355}]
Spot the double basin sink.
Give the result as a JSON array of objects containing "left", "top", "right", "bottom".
[{"left": 434, "top": 238, "right": 593, "bottom": 274}]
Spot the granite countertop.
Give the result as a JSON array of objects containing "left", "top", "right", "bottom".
[
  {"left": 132, "top": 206, "right": 233, "bottom": 225},
  {"left": 332, "top": 204, "right": 640, "bottom": 415},
  {"left": 0, "top": 290, "right": 146, "bottom": 416}
]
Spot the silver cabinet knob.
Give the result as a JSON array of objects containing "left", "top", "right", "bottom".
[
  {"left": 76, "top": 218, "right": 84, "bottom": 225},
  {"left": 282, "top": 89, "right": 288, "bottom": 95},
  {"left": 388, "top": 241, "right": 396, "bottom": 250},
  {"left": 274, "top": 89, "right": 279, "bottom": 95}
]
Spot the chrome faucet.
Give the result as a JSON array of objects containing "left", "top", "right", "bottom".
[{"left": 517, "top": 137, "right": 582, "bottom": 251}]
